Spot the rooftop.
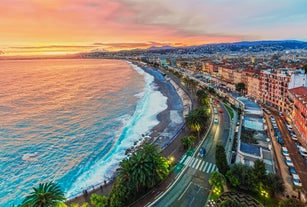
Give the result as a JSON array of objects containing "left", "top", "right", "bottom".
[{"left": 240, "top": 142, "right": 261, "bottom": 157}]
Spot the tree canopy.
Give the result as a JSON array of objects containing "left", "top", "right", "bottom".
[{"left": 215, "top": 145, "right": 229, "bottom": 175}]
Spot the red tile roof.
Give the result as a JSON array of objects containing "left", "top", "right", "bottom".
[{"left": 289, "top": 86, "right": 307, "bottom": 106}]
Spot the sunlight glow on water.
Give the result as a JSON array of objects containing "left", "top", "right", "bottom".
[{"left": 0, "top": 59, "right": 167, "bottom": 206}]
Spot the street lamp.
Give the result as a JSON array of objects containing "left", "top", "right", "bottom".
[{"left": 261, "top": 190, "right": 269, "bottom": 206}]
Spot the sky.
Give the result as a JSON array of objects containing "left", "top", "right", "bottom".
[{"left": 0, "top": 0, "right": 306, "bottom": 56}]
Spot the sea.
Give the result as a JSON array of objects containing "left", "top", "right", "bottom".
[{"left": 0, "top": 59, "right": 171, "bottom": 206}]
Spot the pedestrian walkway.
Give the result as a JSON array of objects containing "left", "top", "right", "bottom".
[{"left": 182, "top": 155, "right": 218, "bottom": 174}]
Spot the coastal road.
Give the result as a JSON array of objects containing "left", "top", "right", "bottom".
[{"left": 149, "top": 101, "right": 231, "bottom": 207}]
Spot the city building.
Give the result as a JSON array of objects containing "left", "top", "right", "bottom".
[
  {"left": 288, "top": 86, "right": 307, "bottom": 144},
  {"left": 288, "top": 70, "right": 307, "bottom": 89},
  {"left": 259, "top": 69, "right": 292, "bottom": 112}
]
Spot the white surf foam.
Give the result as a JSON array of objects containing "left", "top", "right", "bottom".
[{"left": 66, "top": 62, "right": 168, "bottom": 198}]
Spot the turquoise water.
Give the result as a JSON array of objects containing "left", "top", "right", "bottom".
[{"left": 0, "top": 59, "right": 168, "bottom": 206}]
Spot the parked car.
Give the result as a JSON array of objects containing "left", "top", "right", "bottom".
[
  {"left": 285, "top": 156, "right": 294, "bottom": 167},
  {"left": 288, "top": 166, "right": 297, "bottom": 175},
  {"left": 295, "top": 141, "right": 302, "bottom": 149},
  {"left": 282, "top": 146, "right": 289, "bottom": 156},
  {"left": 291, "top": 134, "right": 298, "bottom": 141},
  {"left": 292, "top": 174, "right": 302, "bottom": 187},
  {"left": 299, "top": 147, "right": 307, "bottom": 157},
  {"left": 278, "top": 137, "right": 284, "bottom": 145},
  {"left": 286, "top": 125, "right": 293, "bottom": 131},
  {"left": 214, "top": 108, "right": 218, "bottom": 114}
]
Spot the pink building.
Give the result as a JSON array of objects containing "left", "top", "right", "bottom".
[
  {"left": 260, "top": 69, "right": 291, "bottom": 112},
  {"left": 288, "top": 87, "right": 307, "bottom": 144}
]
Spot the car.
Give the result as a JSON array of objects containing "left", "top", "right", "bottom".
[
  {"left": 278, "top": 137, "right": 284, "bottom": 145},
  {"left": 289, "top": 166, "right": 297, "bottom": 175},
  {"left": 285, "top": 156, "right": 294, "bottom": 167},
  {"left": 214, "top": 117, "right": 219, "bottom": 124},
  {"left": 295, "top": 141, "right": 302, "bottom": 149},
  {"left": 199, "top": 147, "right": 206, "bottom": 158},
  {"left": 214, "top": 108, "right": 218, "bottom": 114},
  {"left": 292, "top": 174, "right": 302, "bottom": 187},
  {"left": 288, "top": 166, "right": 297, "bottom": 175},
  {"left": 286, "top": 125, "right": 293, "bottom": 130},
  {"left": 219, "top": 109, "right": 223, "bottom": 113},
  {"left": 299, "top": 147, "right": 307, "bottom": 157},
  {"left": 282, "top": 147, "right": 289, "bottom": 156},
  {"left": 291, "top": 135, "right": 298, "bottom": 141}
]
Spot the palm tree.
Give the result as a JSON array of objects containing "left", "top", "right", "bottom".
[
  {"left": 185, "top": 107, "right": 209, "bottom": 138},
  {"left": 22, "top": 182, "right": 65, "bottom": 207},
  {"left": 180, "top": 135, "right": 196, "bottom": 149},
  {"left": 196, "top": 90, "right": 210, "bottom": 106}
]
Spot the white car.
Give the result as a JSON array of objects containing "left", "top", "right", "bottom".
[
  {"left": 291, "top": 135, "right": 298, "bottom": 141},
  {"left": 285, "top": 156, "right": 294, "bottom": 167},
  {"left": 214, "top": 109, "right": 218, "bottom": 114},
  {"left": 286, "top": 125, "right": 293, "bottom": 130},
  {"left": 292, "top": 174, "right": 302, "bottom": 187},
  {"left": 214, "top": 117, "right": 219, "bottom": 124},
  {"left": 282, "top": 147, "right": 289, "bottom": 156},
  {"left": 299, "top": 147, "right": 307, "bottom": 157}
]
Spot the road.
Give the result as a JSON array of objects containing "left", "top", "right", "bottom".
[
  {"left": 149, "top": 100, "right": 231, "bottom": 207},
  {"left": 269, "top": 111, "right": 307, "bottom": 193}
]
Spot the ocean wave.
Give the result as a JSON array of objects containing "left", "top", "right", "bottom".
[{"left": 65, "top": 63, "right": 168, "bottom": 198}]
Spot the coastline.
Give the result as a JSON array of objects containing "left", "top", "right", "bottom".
[{"left": 66, "top": 62, "right": 192, "bottom": 205}]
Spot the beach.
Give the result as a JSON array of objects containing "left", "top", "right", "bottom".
[{"left": 66, "top": 63, "right": 192, "bottom": 205}]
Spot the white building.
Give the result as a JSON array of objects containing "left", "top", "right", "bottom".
[{"left": 288, "top": 70, "right": 307, "bottom": 89}]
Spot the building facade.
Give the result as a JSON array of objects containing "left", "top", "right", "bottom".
[
  {"left": 288, "top": 87, "right": 307, "bottom": 145},
  {"left": 259, "top": 69, "right": 291, "bottom": 112}
]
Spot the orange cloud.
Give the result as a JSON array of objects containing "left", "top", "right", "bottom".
[{"left": 3, "top": 0, "right": 305, "bottom": 56}]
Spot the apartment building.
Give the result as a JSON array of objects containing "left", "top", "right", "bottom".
[
  {"left": 288, "top": 86, "right": 307, "bottom": 144},
  {"left": 259, "top": 69, "right": 291, "bottom": 112},
  {"left": 233, "top": 70, "right": 243, "bottom": 84},
  {"left": 247, "top": 74, "right": 261, "bottom": 101}
]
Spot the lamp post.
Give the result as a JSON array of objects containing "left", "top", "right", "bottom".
[{"left": 261, "top": 190, "right": 269, "bottom": 206}]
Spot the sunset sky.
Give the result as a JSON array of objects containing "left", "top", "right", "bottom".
[{"left": 0, "top": 0, "right": 306, "bottom": 56}]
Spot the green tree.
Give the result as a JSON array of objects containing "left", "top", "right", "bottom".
[
  {"left": 90, "top": 194, "right": 107, "bottom": 207},
  {"left": 68, "top": 203, "right": 89, "bottom": 207},
  {"left": 215, "top": 145, "right": 229, "bottom": 175},
  {"left": 22, "top": 182, "right": 65, "bottom": 207},
  {"left": 226, "top": 163, "right": 256, "bottom": 192},
  {"left": 109, "top": 179, "right": 129, "bottom": 207},
  {"left": 196, "top": 89, "right": 210, "bottom": 106},
  {"left": 278, "top": 198, "right": 305, "bottom": 207},
  {"left": 111, "top": 143, "right": 170, "bottom": 206},
  {"left": 180, "top": 135, "right": 196, "bottom": 149},
  {"left": 185, "top": 107, "right": 209, "bottom": 138},
  {"left": 253, "top": 159, "right": 266, "bottom": 183},
  {"left": 265, "top": 173, "right": 285, "bottom": 197},
  {"left": 209, "top": 171, "right": 226, "bottom": 189}
]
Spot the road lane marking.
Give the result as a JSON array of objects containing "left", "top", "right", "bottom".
[
  {"left": 180, "top": 155, "right": 187, "bottom": 163},
  {"left": 206, "top": 163, "right": 213, "bottom": 174},
  {"left": 189, "top": 157, "right": 196, "bottom": 167},
  {"left": 199, "top": 161, "right": 205, "bottom": 171},
  {"left": 195, "top": 159, "right": 202, "bottom": 170},
  {"left": 202, "top": 162, "right": 209, "bottom": 172},
  {"left": 192, "top": 158, "right": 200, "bottom": 168},
  {"left": 184, "top": 156, "right": 191, "bottom": 165},
  {"left": 178, "top": 182, "right": 192, "bottom": 200}
]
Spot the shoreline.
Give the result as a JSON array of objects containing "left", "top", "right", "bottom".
[{"left": 66, "top": 62, "right": 192, "bottom": 205}]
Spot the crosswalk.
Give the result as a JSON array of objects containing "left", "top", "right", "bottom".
[{"left": 180, "top": 155, "right": 218, "bottom": 174}]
